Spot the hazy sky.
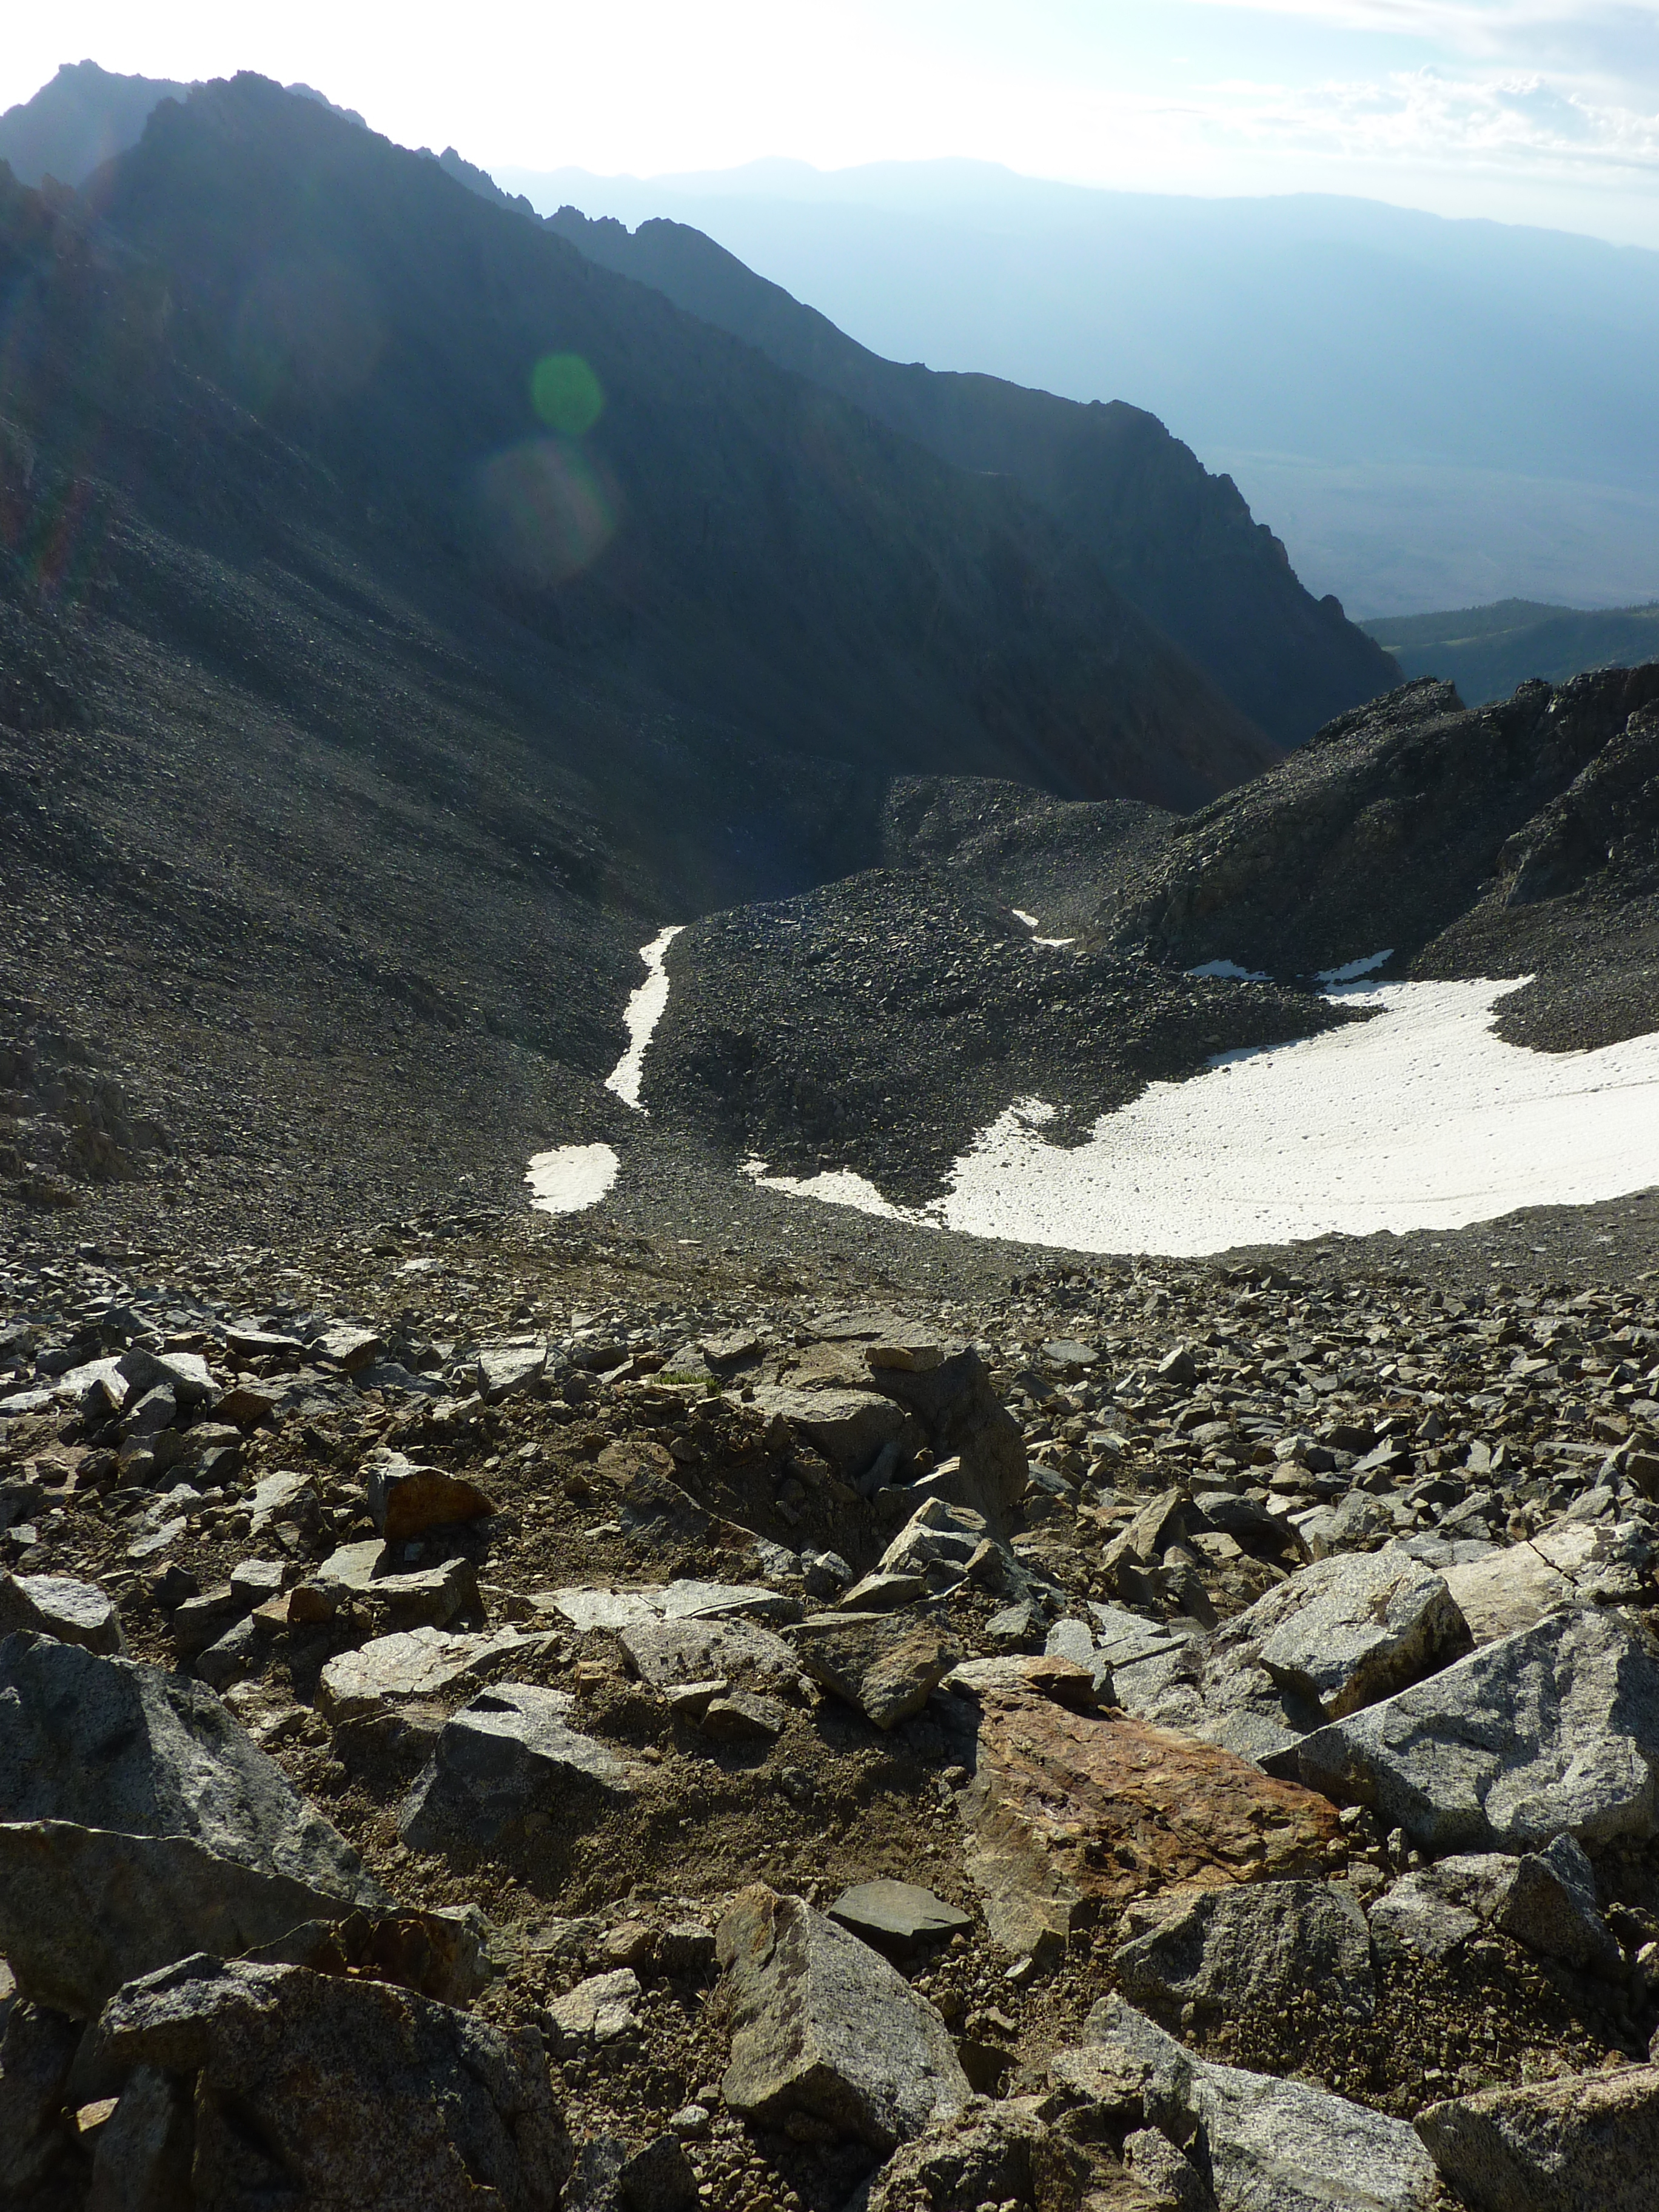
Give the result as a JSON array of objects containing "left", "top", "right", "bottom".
[{"left": 8, "top": 2, "right": 1659, "bottom": 243}]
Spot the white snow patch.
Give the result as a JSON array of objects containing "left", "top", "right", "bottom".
[
  {"left": 526, "top": 1144, "right": 619, "bottom": 1216},
  {"left": 1187, "top": 959, "right": 1270, "bottom": 982},
  {"left": 742, "top": 1156, "right": 931, "bottom": 1225},
  {"left": 1033, "top": 936, "right": 1077, "bottom": 949},
  {"left": 1315, "top": 949, "right": 1395, "bottom": 984},
  {"left": 605, "top": 925, "right": 684, "bottom": 1111},
  {"left": 740, "top": 978, "right": 1659, "bottom": 1256},
  {"left": 1011, "top": 909, "right": 1040, "bottom": 930}
]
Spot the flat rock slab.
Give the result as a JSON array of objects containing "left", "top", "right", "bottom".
[
  {"left": 792, "top": 1611, "right": 958, "bottom": 1729},
  {"left": 0, "top": 1819, "right": 384, "bottom": 2019},
  {"left": 951, "top": 1681, "right": 1342, "bottom": 1957},
  {"left": 400, "top": 1683, "right": 631, "bottom": 1850},
  {"left": 0, "top": 1570, "right": 125, "bottom": 1654},
  {"left": 1265, "top": 1606, "right": 1659, "bottom": 1852},
  {"left": 96, "top": 1956, "right": 571, "bottom": 2211},
  {"left": 319, "top": 1626, "right": 552, "bottom": 1723},
  {"left": 0, "top": 1633, "right": 384, "bottom": 1907},
  {"left": 717, "top": 1884, "right": 969, "bottom": 2152},
  {"left": 1416, "top": 2063, "right": 1659, "bottom": 2212},
  {"left": 1080, "top": 1996, "right": 1438, "bottom": 2212},
  {"left": 544, "top": 1968, "right": 641, "bottom": 2057},
  {"left": 828, "top": 1881, "right": 974, "bottom": 1957},
  {"left": 365, "top": 1450, "right": 497, "bottom": 1540},
  {"left": 1113, "top": 1879, "right": 1376, "bottom": 2031},
  {"left": 545, "top": 1581, "right": 799, "bottom": 1632},
  {"left": 247, "top": 1469, "right": 315, "bottom": 1532},
  {"left": 620, "top": 1614, "right": 797, "bottom": 1696}
]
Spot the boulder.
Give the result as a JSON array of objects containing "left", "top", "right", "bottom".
[
  {"left": 546, "top": 1581, "right": 799, "bottom": 1632},
  {"left": 1369, "top": 1836, "right": 1619, "bottom": 1976},
  {"left": 1113, "top": 1547, "right": 1471, "bottom": 1765},
  {"left": 859, "top": 1344, "right": 1028, "bottom": 1528},
  {"left": 857, "top": 2097, "right": 1089, "bottom": 2212},
  {"left": 318, "top": 1625, "right": 553, "bottom": 1723},
  {"left": 477, "top": 1346, "right": 547, "bottom": 1403},
  {"left": 1075, "top": 1996, "right": 1438, "bottom": 2212},
  {"left": 1443, "top": 1547, "right": 1580, "bottom": 1646},
  {"left": 748, "top": 1384, "right": 912, "bottom": 1484},
  {"left": 94, "top": 1955, "right": 571, "bottom": 2210},
  {"left": 1113, "top": 1879, "right": 1376, "bottom": 2033},
  {"left": 87, "top": 2063, "right": 194, "bottom": 2212},
  {"left": 716, "top": 1884, "right": 969, "bottom": 2151},
  {"left": 0, "top": 1634, "right": 385, "bottom": 1906},
  {"left": 0, "top": 1569, "right": 126, "bottom": 1654},
  {"left": 792, "top": 1611, "right": 957, "bottom": 1729},
  {"left": 950, "top": 1675, "right": 1342, "bottom": 1957},
  {"left": 1265, "top": 1607, "right": 1659, "bottom": 1852},
  {"left": 0, "top": 1997, "right": 81, "bottom": 2196},
  {"left": 1416, "top": 2064, "right": 1659, "bottom": 2211},
  {"left": 400, "top": 1683, "right": 631, "bottom": 1849},
  {"left": 364, "top": 1450, "right": 497, "bottom": 1540},
  {"left": 0, "top": 1819, "right": 390, "bottom": 2017}
]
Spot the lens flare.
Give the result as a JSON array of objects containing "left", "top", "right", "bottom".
[
  {"left": 530, "top": 352, "right": 605, "bottom": 437},
  {"left": 475, "top": 437, "right": 618, "bottom": 586}
]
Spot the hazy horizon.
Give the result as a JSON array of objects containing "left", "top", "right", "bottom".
[{"left": 7, "top": 2, "right": 1659, "bottom": 251}]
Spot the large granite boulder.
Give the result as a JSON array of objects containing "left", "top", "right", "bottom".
[
  {"left": 1113, "top": 1879, "right": 1376, "bottom": 2033},
  {"left": 0, "top": 1632, "right": 385, "bottom": 1905},
  {"left": 1416, "top": 2063, "right": 1659, "bottom": 2211},
  {"left": 399, "top": 1683, "right": 631, "bottom": 1851},
  {"left": 95, "top": 1955, "right": 571, "bottom": 2210},
  {"left": 1265, "top": 1607, "right": 1659, "bottom": 1851}
]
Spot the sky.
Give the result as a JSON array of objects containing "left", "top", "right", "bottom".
[{"left": 6, "top": 2, "right": 1659, "bottom": 244}]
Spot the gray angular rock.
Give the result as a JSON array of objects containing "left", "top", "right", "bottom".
[
  {"left": 716, "top": 1883, "right": 969, "bottom": 2151},
  {"left": 748, "top": 1384, "right": 910, "bottom": 1480},
  {"left": 0, "top": 1633, "right": 385, "bottom": 1905},
  {"left": 1113, "top": 1879, "right": 1376, "bottom": 2032},
  {"left": 0, "top": 1996, "right": 80, "bottom": 2195},
  {"left": 1370, "top": 1836, "right": 1619, "bottom": 1976},
  {"left": 1124, "top": 2126, "right": 1218, "bottom": 2210},
  {"left": 1415, "top": 2063, "right": 1659, "bottom": 2211},
  {"left": 619, "top": 1613, "right": 796, "bottom": 1697},
  {"left": 543, "top": 1968, "right": 641, "bottom": 2058},
  {"left": 399, "top": 1682, "right": 631, "bottom": 1849},
  {"left": 318, "top": 1625, "right": 552, "bottom": 1723},
  {"left": 0, "top": 1569, "right": 126, "bottom": 1654},
  {"left": 1242, "top": 1545, "right": 1473, "bottom": 1719},
  {"left": 86, "top": 2063, "right": 195, "bottom": 2212},
  {"left": 1265, "top": 1607, "right": 1659, "bottom": 1852},
  {"left": 1078, "top": 1996, "right": 1438, "bottom": 2212},
  {"left": 857, "top": 2097, "right": 1089, "bottom": 2212},
  {"left": 791, "top": 1610, "right": 957, "bottom": 1729},
  {"left": 95, "top": 1954, "right": 571, "bottom": 2211},
  {"left": 0, "top": 1820, "right": 397, "bottom": 2018}
]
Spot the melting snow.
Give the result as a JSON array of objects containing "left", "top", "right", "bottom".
[
  {"left": 1011, "top": 909, "right": 1040, "bottom": 930},
  {"left": 605, "top": 925, "right": 684, "bottom": 1111},
  {"left": 526, "top": 1144, "right": 620, "bottom": 1216},
  {"left": 745, "top": 979, "right": 1659, "bottom": 1256},
  {"left": 742, "top": 1156, "right": 930, "bottom": 1224},
  {"left": 1315, "top": 949, "right": 1395, "bottom": 984},
  {"left": 1187, "top": 959, "right": 1270, "bottom": 982}
]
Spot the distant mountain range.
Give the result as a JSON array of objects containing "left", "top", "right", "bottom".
[
  {"left": 1, "top": 62, "right": 1399, "bottom": 751},
  {"left": 495, "top": 156, "right": 1659, "bottom": 620},
  {"left": 1363, "top": 601, "right": 1659, "bottom": 708}
]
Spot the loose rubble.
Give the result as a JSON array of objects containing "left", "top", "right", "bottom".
[{"left": 2, "top": 1222, "right": 1658, "bottom": 2207}]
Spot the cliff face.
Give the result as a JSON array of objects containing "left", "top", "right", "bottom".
[{"left": 548, "top": 209, "right": 1400, "bottom": 746}]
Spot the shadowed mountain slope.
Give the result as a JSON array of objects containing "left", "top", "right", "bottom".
[
  {"left": 0, "top": 59, "right": 190, "bottom": 188},
  {"left": 0, "top": 75, "right": 1278, "bottom": 1231},
  {"left": 543, "top": 206, "right": 1400, "bottom": 747}
]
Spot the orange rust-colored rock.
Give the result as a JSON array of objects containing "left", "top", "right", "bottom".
[{"left": 956, "top": 1684, "right": 1343, "bottom": 1957}]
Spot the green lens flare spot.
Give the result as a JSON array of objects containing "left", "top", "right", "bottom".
[{"left": 531, "top": 352, "right": 605, "bottom": 436}]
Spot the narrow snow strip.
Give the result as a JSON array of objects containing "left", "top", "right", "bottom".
[
  {"left": 1315, "top": 949, "right": 1394, "bottom": 984},
  {"left": 1187, "top": 959, "right": 1270, "bottom": 982},
  {"left": 743, "top": 1156, "right": 931, "bottom": 1225},
  {"left": 1011, "top": 909, "right": 1040, "bottom": 930},
  {"left": 526, "top": 1144, "right": 619, "bottom": 1216},
  {"left": 1033, "top": 936, "right": 1078, "bottom": 949},
  {"left": 605, "top": 925, "right": 685, "bottom": 1112}
]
